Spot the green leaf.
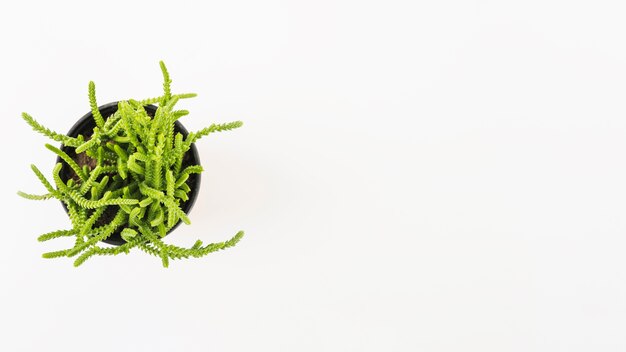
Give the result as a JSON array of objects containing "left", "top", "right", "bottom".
[
  {"left": 121, "top": 228, "right": 138, "bottom": 242},
  {"left": 89, "top": 81, "right": 105, "bottom": 128},
  {"left": 21, "top": 112, "right": 82, "bottom": 147},
  {"left": 45, "top": 144, "right": 88, "bottom": 181}
]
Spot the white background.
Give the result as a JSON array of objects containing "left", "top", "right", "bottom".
[{"left": 1, "top": 0, "right": 625, "bottom": 351}]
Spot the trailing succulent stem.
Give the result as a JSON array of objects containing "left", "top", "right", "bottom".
[{"left": 19, "top": 61, "right": 244, "bottom": 267}]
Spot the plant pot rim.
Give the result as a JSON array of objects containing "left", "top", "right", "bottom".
[{"left": 57, "top": 101, "right": 201, "bottom": 246}]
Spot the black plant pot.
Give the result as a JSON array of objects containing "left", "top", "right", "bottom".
[{"left": 57, "top": 102, "right": 201, "bottom": 246}]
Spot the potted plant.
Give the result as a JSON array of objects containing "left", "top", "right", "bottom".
[{"left": 18, "top": 61, "right": 244, "bottom": 267}]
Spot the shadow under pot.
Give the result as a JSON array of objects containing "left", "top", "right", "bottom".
[{"left": 57, "top": 102, "right": 201, "bottom": 246}]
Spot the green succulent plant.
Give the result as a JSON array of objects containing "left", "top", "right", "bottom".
[{"left": 18, "top": 61, "right": 244, "bottom": 267}]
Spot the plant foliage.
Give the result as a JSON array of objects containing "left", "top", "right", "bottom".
[{"left": 19, "top": 61, "right": 244, "bottom": 267}]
